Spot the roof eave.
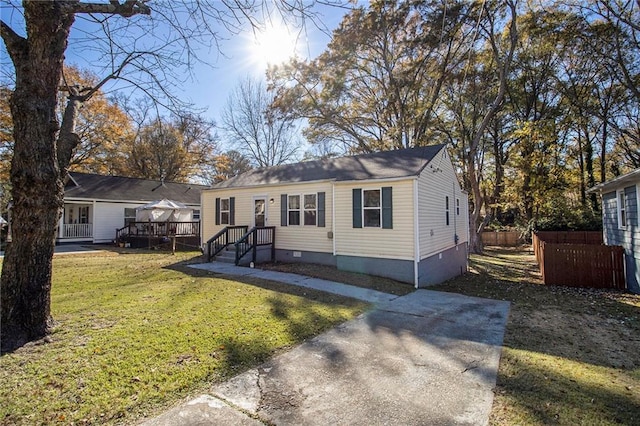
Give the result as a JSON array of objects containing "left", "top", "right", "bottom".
[
  {"left": 333, "top": 175, "right": 419, "bottom": 185},
  {"left": 587, "top": 168, "right": 640, "bottom": 194},
  {"left": 204, "top": 178, "right": 337, "bottom": 192}
]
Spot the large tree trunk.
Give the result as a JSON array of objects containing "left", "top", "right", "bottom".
[{"left": 0, "top": 3, "right": 74, "bottom": 353}]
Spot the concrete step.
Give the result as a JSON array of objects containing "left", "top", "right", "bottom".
[{"left": 215, "top": 248, "right": 237, "bottom": 264}]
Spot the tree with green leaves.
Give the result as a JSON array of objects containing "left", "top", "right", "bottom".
[{"left": 269, "top": 0, "right": 477, "bottom": 153}]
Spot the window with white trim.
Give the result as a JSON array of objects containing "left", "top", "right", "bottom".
[
  {"left": 363, "top": 189, "right": 381, "bottom": 227},
  {"left": 446, "top": 196, "right": 450, "bottom": 226},
  {"left": 304, "top": 194, "right": 317, "bottom": 225},
  {"left": 617, "top": 189, "right": 627, "bottom": 229},
  {"left": 124, "top": 208, "right": 136, "bottom": 226},
  {"left": 79, "top": 206, "right": 89, "bottom": 224},
  {"left": 220, "top": 198, "right": 230, "bottom": 225},
  {"left": 288, "top": 195, "right": 301, "bottom": 225},
  {"left": 193, "top": 209, "right": 201, "bottom": 220}
]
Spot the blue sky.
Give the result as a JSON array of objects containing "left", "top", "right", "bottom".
[
  {"left": 0, "top": 2, "right": 359, "bottom": 159},
  {"left": 173, "top": 5, "right": 347, "bottom": 123},
  {"left": 1, "top": 2, "right": 352, "bottom": 125}
]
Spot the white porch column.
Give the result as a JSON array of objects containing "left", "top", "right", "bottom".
[{"left": 58, "top": 210, "right": 64, "bottom": 240}]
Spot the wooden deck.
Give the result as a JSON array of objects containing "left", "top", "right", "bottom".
[{"left": 116, "top": 221, "right": 201, "bottom": 251}]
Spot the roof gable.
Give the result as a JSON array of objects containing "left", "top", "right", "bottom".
[
  {"left": 64, "top": 173, "right": 207, "bottom": 204},
  {"left": 212, "top": 144, "right": 446, "bottom": 189}
]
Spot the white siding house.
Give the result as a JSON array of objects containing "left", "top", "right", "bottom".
[
  {"left": 201, "top": 145, "right": 469, "bottom": 288},
  {"left": 589, "top": 168, "right": 640, "bottom": 293},
  {"left": 59, "top": 173, "right": 206, "bottom": 244}
]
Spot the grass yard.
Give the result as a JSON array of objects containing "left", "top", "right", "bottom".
[
  {"left": 433, "top": 247, "right": 640, "bottom": 426},
  {"left": 0, "top": 250, "right": 367, "bottom": 425}
]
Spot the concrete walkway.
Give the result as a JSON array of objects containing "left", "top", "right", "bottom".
[
  {"left": 189, "top": 262, "right": 398, "bottom": 304},
  {"left": 142, "top": 262, "right": 510, "bottom": 426}
]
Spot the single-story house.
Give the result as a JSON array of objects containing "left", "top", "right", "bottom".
[
  {"left": 201, "top": 144, "right": 469, "bottom": 288},
  {"left": 60, "top": 172, "right": 207, "bottom": 244},
  {"left": 588, "top": 168, "right": 640, "bottom": 293}
]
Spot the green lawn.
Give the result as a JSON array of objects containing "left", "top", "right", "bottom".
[
  {"left": 433, "top": 247, "right": 640, "bottom": 426},
  {"left": 0, "top": 250, "right": 367, "bottom": 425}
]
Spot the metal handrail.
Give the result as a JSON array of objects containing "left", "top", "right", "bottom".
[
  {"left": 206, "top": 225, "right": 248, "bottom": 261},
  {"left": 234, "top": 226, "right": 276, "bottom": 265}
]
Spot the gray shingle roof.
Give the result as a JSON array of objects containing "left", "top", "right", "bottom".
[
  {"left": 211, "top": 144, "right": 446, "bottom": 189},
  {"left": 65, "top": 172, "right": 206, "bottom": 204}
]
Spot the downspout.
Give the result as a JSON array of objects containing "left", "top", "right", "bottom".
[
  {"left": 453, "top": 181, "right": 458, "bottom": 246},
  {"left": 332, "top": 183, "right": 336, "bottom": 256},
  {"left": 413, "top": 179, "right": 420, "bottom": 288}
]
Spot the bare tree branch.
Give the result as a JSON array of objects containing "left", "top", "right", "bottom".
[{"left": 61, "top": 0, "right": 151, "bottom": 17}]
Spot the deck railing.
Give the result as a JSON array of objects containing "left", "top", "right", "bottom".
[
  {"left": 235, "top": 226, "right": 276, "bottom": 265},
  {"left": 62, "top": 223, "right": 93, "bottom": 239},
  {"left": 206, "top": 225, "right": 248, "bottom": 261},
  {"left": 116, "top": 221, "right": 200, "bottom": 242}
]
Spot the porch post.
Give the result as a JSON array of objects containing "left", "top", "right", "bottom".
[{"left": 58, "top": 210, "right": 64, "bottom": 241}]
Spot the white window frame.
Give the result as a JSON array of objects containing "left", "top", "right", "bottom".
[
  {"left": 220, "top": 198, "right": 230, "bottom": 225},
  {"left": 362, "top": 188, "right": 382, "bottom": 228},
  {"left": 445, "top": 196, "right": 450, "bottom": 226},
  {"left": 617, "top": 189, "right": 627, "bottom": 229},
  {"left": 193, "top": 209, "right": 201, "bottom": 221},
  {"left": 303, "top": 193, "right": 317, "bottom": 226},
  {"left": 79, "top": 206, "right": 89, "bottom": 224},
  {"left": 124, "top": 208, "right": 136, "bottom": 226},
  {"left": 288, "top": 194, "right": 301, "bottom": 226}
]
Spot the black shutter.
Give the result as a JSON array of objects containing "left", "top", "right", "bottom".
[
  {"left": 352, "top": 188, "right": 362, "bottom": 228},
  {"left": 281, "top": 194, "right": 288, "bottom": 226},
  {"left": 229, "top": 197, "right": 235, "bottom": 225},
  {"left": 382, "top": 187, "right": 393, "bottom": 229},
  {"left": 215, "top": 197, "right": 220, "bottom": 225},
  {"left": 317, "top": 192, "right": 326, "bottom": 227}
]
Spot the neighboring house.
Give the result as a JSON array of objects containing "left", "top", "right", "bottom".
[
  {"left": 201, "top": 144, "right": 469, "bottom": 288},
  {"left": 589, "top": 168, "right": 640, "bottom": 293},
  {"left": 60, "top": 172, "right": 206, "bottom": 244}
]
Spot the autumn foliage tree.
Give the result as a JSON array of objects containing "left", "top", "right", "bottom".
[
  {"left": 0, "top": 0, "right": 330, "bottom": 352},
  {"left": 123, "top": 113, "right": 218, "bottom": 182},
  {"left": 0, "top": 67, "right": 135, "bottom": 179}
]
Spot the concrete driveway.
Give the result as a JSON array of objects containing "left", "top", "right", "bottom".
[{"left": 143, "top": 289, "right": 510, "bottom": 426}]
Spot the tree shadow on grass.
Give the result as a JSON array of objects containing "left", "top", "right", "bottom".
[
  {"left": 431, "top": 247, "right": 640, "bottom": 424},
  {"left": 164, "top": 261, "right": 369, "bottom": 309},
  {"left": 493, "top": 349, "right": 640, "bottom": 425},
  {"left": 162, "top": 259, "right": 368, "bottom": 374},
  {"left": 433, "top": 247, "right": 640, "bottom": 368}
]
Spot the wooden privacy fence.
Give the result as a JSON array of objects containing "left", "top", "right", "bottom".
[
  {"left": 533, "top": 231, "right": 603, "bottom": 245},
  {"left": 481, "top": 230, "right": 521, "bottom": 246},
  {"left": 533, "top": 232, "right": 625, "bottom": 290}
]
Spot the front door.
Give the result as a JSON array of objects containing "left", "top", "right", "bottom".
[{"left": 253, "top": 197, "right": 267, "bottom": 227}]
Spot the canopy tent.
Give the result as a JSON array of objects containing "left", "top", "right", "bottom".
[{"left": 135, "top": 199, "right": 193, "bottom": 222}]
